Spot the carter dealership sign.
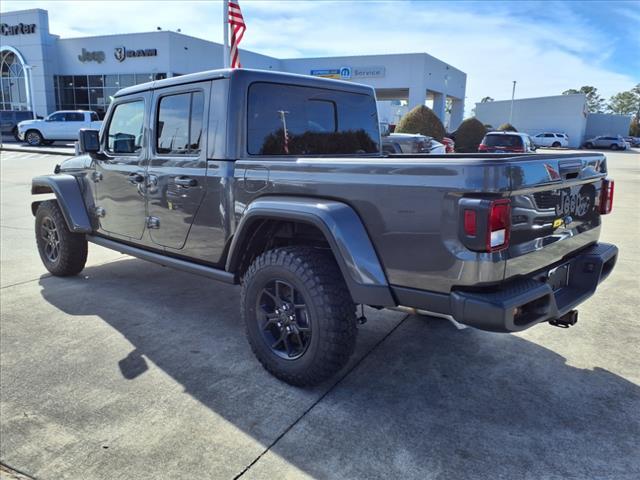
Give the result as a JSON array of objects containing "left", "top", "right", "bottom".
[{"left": 1, "top": 22, "right": 37, "bottom": 36}]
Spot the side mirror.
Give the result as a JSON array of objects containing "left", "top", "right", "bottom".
[{"left": 78, "top": 128, "right": 100, "bottom": 153}]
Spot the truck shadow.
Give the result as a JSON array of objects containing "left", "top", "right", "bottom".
[{"left": 37, "top": 258, "right": 640, "bottom": 479}]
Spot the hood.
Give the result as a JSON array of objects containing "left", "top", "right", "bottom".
[{"left": 18, "top": 119, "right": 41, "bottom": 127}]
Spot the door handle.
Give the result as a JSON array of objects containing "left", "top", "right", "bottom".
[
  {"left": 174, "top": 176, "right": 197, "bottom": 187},
  {"left": 128, "top": 172, "right": 145, "bottom": 184}
]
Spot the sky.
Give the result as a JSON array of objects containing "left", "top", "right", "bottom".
[{"left": 2, "top": 0, "right": 639, "bottom": 111}]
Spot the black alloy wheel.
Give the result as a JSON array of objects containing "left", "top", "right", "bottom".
[
  {"left": 257, "top": 279, "right": 312, "bottom": 360},
  {"left": 40, "top": 216, "right": 61, "bottom": 263}
]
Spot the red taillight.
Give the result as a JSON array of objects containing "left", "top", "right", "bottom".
[
  {"left": 511, "top": 147, "right": 524, "bottom": 153},
  {"left": 487, "top": 199, "right": 510, "bottom": 251},
  {"left": 478, "top": 144, "right": 488, "bottom": 151},
  {"left": 464, "top": 210, "right": 477, "bottom": 236},
  {"left": 600, "top": 179, "right": 614, "bottom": 214}
]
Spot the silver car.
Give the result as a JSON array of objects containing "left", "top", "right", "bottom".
[
  {"left": 584, "top": 135, "right": 628, "bottom": 150},
  {"left": 382, "top": 133, "right": 445, "bottom": 154}
]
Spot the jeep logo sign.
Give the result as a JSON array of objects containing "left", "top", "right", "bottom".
[
  {"left": 78, "top": 48, "right": 106, "bottom": 63},
  {"left": 114, "top": 46, "right": 158, "bottom": 62},
  {"left": 1, "top": 22, "right": 37, "bottom": 36}
]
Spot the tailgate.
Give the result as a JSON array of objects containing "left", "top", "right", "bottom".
[{"left": 505, "top": 154, "right": 607, "bottom": 279}]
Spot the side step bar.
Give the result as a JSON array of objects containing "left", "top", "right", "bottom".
[{"left": 87, "top": 235, "right": 237, "bottom": 284}]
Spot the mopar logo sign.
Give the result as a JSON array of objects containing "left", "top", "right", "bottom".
[{"left": 339, "top": 67, "right": 352, "bottom": 80}]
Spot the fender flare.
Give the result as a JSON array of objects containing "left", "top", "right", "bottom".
[
  {"left": 31, "top": 175, "right": 93, "bottom": 233},
  {"left": 226, "top": 196, "right": 396, "bottom": 307}
]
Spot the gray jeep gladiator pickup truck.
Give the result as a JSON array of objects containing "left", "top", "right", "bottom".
[{"left": 31, "top": 68, "right": 618, "bottom": 386}]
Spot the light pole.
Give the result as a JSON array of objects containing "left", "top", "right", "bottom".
[{"left": 509, "top": 80, "right": 517, "bottom": 125}]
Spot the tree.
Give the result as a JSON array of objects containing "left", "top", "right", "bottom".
[
  {"left": 608, "top": 83, "right": 640, "bottom": 116},
  {"left": 608, "top": 91, "right": 637, "bottom": 115},
  {"left": 395, "top": 105, "right": 445, "bottom": 141},
  {"left": 480, "top": 96, "right": 494, "bottom": 103},
  {"left": 630, "top": 116, "right": 640, "bottom": 137},
  {"left": 562, "top": 86, "right": 605, "bottom": 113},
  {"left": 497, "top": 123, "right": 518, "bottom": 132},
  {"left": 455, "top": 117, "right": 486, "bottom": 153}
]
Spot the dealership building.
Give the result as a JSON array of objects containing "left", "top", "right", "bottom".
[
  {"left": 1, "top": 8, "right": 466, "bottom": 127},
  {"left": 475, "top": 94, "right": 633, "bottom": 148}
]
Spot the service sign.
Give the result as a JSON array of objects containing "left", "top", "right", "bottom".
[{"left": 310, "top": 66, "right": 385, "bottom": 80}]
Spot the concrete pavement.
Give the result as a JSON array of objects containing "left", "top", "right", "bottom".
[{"left": 1, "top": 148, "right": 639, "bottom": 479}]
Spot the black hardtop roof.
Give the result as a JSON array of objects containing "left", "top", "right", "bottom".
[{"left": 114, "top": 68, "right": 375, "bottom": 98}]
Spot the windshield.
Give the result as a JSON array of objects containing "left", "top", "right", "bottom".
[{"left": 483, "top": 134, "right": 523, "bottom": 148}]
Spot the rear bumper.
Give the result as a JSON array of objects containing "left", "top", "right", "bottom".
[{"left": 393, "top": 242, "right": 618, "bottom": 333}]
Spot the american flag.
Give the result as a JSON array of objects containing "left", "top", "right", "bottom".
[{"left": 228, "top": 1, "right": 246, "bottom": 68}]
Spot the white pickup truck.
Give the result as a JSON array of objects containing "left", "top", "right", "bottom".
[{"left": 17, "top": 110, "right": 102, "bottom": 146}]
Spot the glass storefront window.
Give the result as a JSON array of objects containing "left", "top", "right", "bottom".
[
  {"left": 88, "top": 75, "right": 104, "bottom": 87},
  {"left": 73, "top": 75, "right": 88, "bottom": 88},
  {"left": 60, "top": 76, "right": 73, "bottom": 88},
  {"left": 104, "top": 75, "right": 120, "bottom": 88},
  {"left": 119, "top": 74, "right": 135, "bottom": 87},
  {"left": 135, "top": 73, "right": 153, "bottom": 84},
  {"left": 75, "top": 88, "right": 89, "bottom": 105},
  {"left": 54, "top": 73, "right": 165, "bottom": 112}
]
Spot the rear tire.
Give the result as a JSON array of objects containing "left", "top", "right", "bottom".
[
  {"left": 610, "top": 144, "right": 619, "bottom": 150},
  {"left": 25, "top": 129, "right": 43, "bottom": 146},
  {"left": 241, "top": 246, "right": 357, "bottom": 386},
  {"left": 552, "top": 141, "right": 561, "bottom": 148},
  {"left": 585, "top": 142, "right": 593, "bottom": 149},
  {"left": 35, "top": 200, "right": 87, "bottom": 276}
]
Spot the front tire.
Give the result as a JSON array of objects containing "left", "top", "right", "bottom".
[
  {"left": 25, "top": 129, "right": 43, "bottom": 146},
  {"left": 241, "top": 247, "right": 357, "bottom": 386},
  {"left": 552, "top": 141, "right": 561, "bottom": 147},
  {"left": 610, "top": 144, "right": 619, "bottom": 150},
  {"left": 35, "top": 200, "right": 88, "bottom": 276}
]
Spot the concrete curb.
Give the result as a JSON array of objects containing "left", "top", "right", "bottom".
[{"left": 0, "top": 146, "right": 74, "bottom": 156}]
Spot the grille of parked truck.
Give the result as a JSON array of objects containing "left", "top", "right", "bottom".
[{"left": 31, "top": 69, "right": 618, "bottom": 386}]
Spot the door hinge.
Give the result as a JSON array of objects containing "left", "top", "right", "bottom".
[
  {"left": 94, "top": 207, "right": 106, "bottom": 217},
  {"left": 146, "top": 216, "right": 160, "bottom": 229},
  {"left": 92, "top": 171, "right": 103, "bottom": 182}
]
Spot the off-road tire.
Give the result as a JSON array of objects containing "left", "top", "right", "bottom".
[
  {"left": 241, "top": 246, "right": 357, "bottom": 386},
  {"left": 35, "top": 200, "right": 87, "bottom": 276},
  {"left": 26, "top": 129, "right": 43, "bottom": 146}
]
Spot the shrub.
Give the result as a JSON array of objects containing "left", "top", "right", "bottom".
[
  {"left": 497, "top": 123, "right": 518, "bottom": 132},
  {"left": 395, "top": 105, "right": 445, "bottom": 141},
  {"left": 455, "top": 118, "right": 487, "bottom": 153}
]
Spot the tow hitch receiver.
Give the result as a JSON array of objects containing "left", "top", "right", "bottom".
[{"left": 549, "top": 310, "right": 578, "bottom": 328}]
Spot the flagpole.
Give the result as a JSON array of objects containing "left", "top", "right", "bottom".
[{"left": 223, "top": 0, "right": 230, "bottom": 68}]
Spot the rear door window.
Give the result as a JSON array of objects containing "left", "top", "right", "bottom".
[
  {"left": 247, "top": 82, "right": 379, "bottom": 155},
  {"left": 65, "top": 112, "right": 84, "bottom": 121},
  {"left": 484, "top": 134, "right": 523, "bottom": 148},
  {"left": 156, "top": 91, "right": 204, "bottom": 155}
]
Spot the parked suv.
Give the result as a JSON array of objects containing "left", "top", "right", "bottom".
[
  {"left": 583, "top": 135, "right": 628, "bottom": 150},
  {"left": 31, "top": 69, "right": 617, "bottom": 386},
  {"left": 478, "top": 131, "right": 536, "bottom": 153},
  {"left": 532, "top": 132, "right": 569, "bottom": 148}
]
